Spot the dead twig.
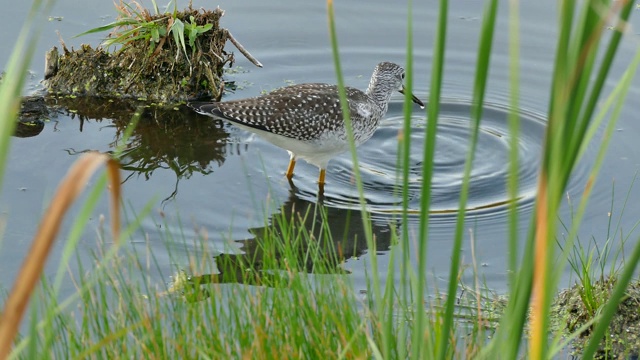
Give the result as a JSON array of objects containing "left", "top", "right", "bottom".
[{"left": 226, "top": 30, "right": 263, "bottom": 68}]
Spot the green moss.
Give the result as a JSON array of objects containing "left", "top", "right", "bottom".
[{"left": 551, "top": 276, "right": 640, "bottom": 359}]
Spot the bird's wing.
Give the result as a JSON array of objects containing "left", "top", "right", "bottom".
[
  {"left": 268, "top": 83, "right": 335, "bottom": 96},
  {"left": 190, "top": 85, "right": 370, "bottom": 141}
]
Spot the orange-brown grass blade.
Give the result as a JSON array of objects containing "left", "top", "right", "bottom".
[
  {"left": 0, "top": 152, "right": 121, "bottom": 359},
  {"left": 530, "top": 172, "right": 549, "bottom": 359}
]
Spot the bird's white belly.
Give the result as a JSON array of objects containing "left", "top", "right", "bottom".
[
  {"left": 227, "top": 120, "right": 376, "bottom": 169},
  {"left": 265, "top": 131, "right": 352, "bottom": 168},
  {"left": 232, "top": 123, "right": 349, "bottom": 166}
]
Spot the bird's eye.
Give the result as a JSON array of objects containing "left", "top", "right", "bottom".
[{"left": 401, "top": 73, "right": 405, "bottom": 80}]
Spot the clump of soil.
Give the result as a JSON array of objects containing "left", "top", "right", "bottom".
[
  {"left": 551, "top": 276, "right": 640, "bottom": 359},
  {"left": 44, "top": 6, "right": 251, "bottom": 103}
]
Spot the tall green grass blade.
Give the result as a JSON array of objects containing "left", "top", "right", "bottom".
[
  {"left": 481, "top": 2, "right": 528, "bottom": 357},
  {"left": 527, "top": 2, "right": 577, "bottom": 354},
  {"left": 26, "top": 296, "right": 38, "bottom": 360},
  {"left": 325, "top": 0, "right": 378, "bottom": 302},
  {"left": 397, "top": 1, "right": 414, "bottom": 359},
  {"left": 562, "top": 1, "right": 602, "bottom": 146},
  {"left": 506, "top": 0, "right": 521, "bottom": 289},
  {"left": 436, "top": 1, "right": 497, "bottom": 359},
  {"left": 326, "top": 1, "right": 384, "bottom": 355},
  {"left": 411, "top": 0, "right": 447, "bottom": 357},
  {"left": 325, "top": 2, "right": 371, "bottom": 217}
]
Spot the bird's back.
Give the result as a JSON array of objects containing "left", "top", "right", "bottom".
[{"left": 192, "top": 83, "right": 378, "bottom": 142}]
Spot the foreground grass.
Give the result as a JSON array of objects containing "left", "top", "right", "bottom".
[
  {"left": 8, "top": 202, "right": 504, "bottom": 359},
  {"left": 14, "top": 205, "right": 389, "bottom": 359},
  {"left": 4, "top": 204, "right": 640, "bottom": 359},
  {"left": 37, "top": 245, "right": 370, "bottom": 358}
]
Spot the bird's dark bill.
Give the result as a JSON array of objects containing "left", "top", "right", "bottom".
[{"left": 399, "top": 87, "right": 425, "bottom": 109}]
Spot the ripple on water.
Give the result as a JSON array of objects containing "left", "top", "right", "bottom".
[{"left": 292, "top": 99, "right": 556, "bottom": 222}]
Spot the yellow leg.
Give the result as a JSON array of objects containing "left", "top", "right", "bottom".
[
  {"left": 318, "top": 169, "right": 326, "bottom": 194},
  {"left": 286, "top": 158, "right": 296, "bottom": 180},
  {"left": 318, "top": 169, "right": 326, "bottom": 185}
]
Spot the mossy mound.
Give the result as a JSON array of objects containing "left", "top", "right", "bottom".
[
  {"left": 552, "top": 276, "right": 640, "bottom": 359},
  {"left": 44, "top": 7, "right": 233, "bottom": 103}
]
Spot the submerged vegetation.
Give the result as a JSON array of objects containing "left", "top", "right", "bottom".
[{"left": 1, "top": 0, "right": 640, "bottom": 359}]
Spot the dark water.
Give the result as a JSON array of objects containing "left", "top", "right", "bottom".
[{"left": 2, "top": 0, "right": 640, "bottom": 296}]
